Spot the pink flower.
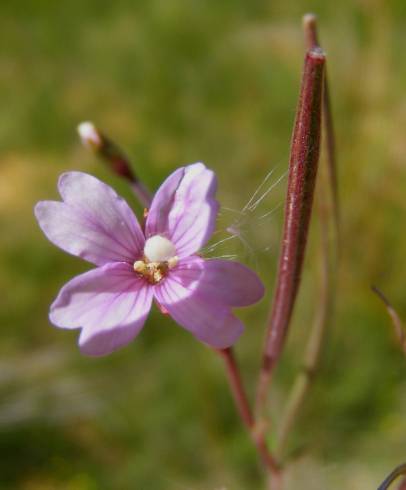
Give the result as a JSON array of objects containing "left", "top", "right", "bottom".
[{"left": 35, "top": 163, "right": 264, "bottom": 356}]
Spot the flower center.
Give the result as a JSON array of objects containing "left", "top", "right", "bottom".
[
  {"left": 144, "top": 235, "right": 177, "bottom": 262},
  {"left": 133, "top": 235, "right": 178, "bottom": 284}
]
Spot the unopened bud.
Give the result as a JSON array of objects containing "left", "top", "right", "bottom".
[{"left": 77, "top": 121, "right": 103, "bottom": 150}]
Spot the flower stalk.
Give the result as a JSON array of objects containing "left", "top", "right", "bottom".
[
  {"left": 77, "top": 122, "right": 152, "bottom": 208},
  {"left": 217, "top": 348, "right": 281, "bottom": 487},
  {"left": 256, "top": 48, "right": 325, "bottom": 415},
  {"left": 275, "top": 202, "right": 332, "bottom": 458}
]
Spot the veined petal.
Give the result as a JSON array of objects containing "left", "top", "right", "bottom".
[
  {"left": 35, "top": 172, "right": 144, "bottom": 266},
  {"left": 172, "top": 256, "right": 264, "bottom": 306},
  {"left": 50, "top": 262, "right": 153, "bottom": 356},
  {"left": 154, "top": 267, "right": 244, "bottom": 348},
  {"left": 145, "top": 163, "right": 219, "bottom": 258}
]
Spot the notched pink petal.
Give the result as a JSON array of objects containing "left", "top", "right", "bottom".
[
  {"left": 50, "top": 262, "right": 153, "bottom": 356},
  {"left": 170, "top": 256, "right": 264, "bottom": 306},
  {"left": 78, "top": 319, "right": 146, "bottom": 357},
  {"left": 145, "top": 167, "right": 185, "bottom": 236},
  {"left": 154, "top": 273, "right": 244, "bottom": 348},
  {"left": 145, "top": 163, "right": 219, "bottom": 257},
  {"left": 201, "top": 259, "right": 265, "bottom": 306},
  {"left": 35, "top": 172, "right": 144, "bottom": 266}
]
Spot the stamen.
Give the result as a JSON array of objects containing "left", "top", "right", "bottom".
[
  {"left": 133, "top": 260, "right": 147, "bottom": 274},
  {"left": 133, "top": 236, "right": 178, "bottom": 285},
  {"left": 167, "top": 256, "right": 179, "bottom": 269}
]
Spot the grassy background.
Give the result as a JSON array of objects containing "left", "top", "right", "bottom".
[{"left": 1, "top": 0, "right": 406, "bottom": 488}]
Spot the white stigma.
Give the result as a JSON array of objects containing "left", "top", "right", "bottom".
[
  {"left": 144, "top": 235, "right": 177, "bottom": 263},
  {"left": 77, "top": 121, "right": 102, "bottom": 149}
]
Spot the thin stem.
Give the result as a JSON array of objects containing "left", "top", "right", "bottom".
[
  {"left": 303, "top": 13, "right": 340, "bottom": 250},
  {"left": 256, "top": 49, "right": 325, "bottom": 416},
  {"left": 217, "top": 348, "right": 281, "bottom": 485},
  {"left": 77, "top": 122, "right": 152, "bottom": 208},
  {"left": 322, "top": 76, "right": 340, "bottom": 244},
  {"left": 377, "top": 463, "right": 406, "bottom": 490},
  {"left": 372, "top": 286, "right": 406, "bottom": 356},
  {"left": 219, "top": 347, "right": 254, "bottom": 429},
  {"left": 275, "top": 193, "right": 333, "bottom": 458},
  {"left": 302, "top": 14, "right": 319, "bottom": 49}
]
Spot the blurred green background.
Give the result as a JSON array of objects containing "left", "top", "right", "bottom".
[{"left": 1, "top": 0, "right": 406, "bottom": 489}]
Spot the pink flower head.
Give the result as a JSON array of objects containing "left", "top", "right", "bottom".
[{"left": 35, "top": 163, "right": 264, "bottom": 356}]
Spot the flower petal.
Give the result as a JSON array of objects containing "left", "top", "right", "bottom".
[
  {"left": 145, "top": 163, "right": 219, "bottom": 257},
  {"left": 154, "top": 267, "right": 244, "bottom": 348},
  {"left": 35, "top": 172, "right": 144, "bottom": 266},
  {"left": 172, "top": 256, "right": 265, "bottom": 306},
  {"left": 50, "top": 262, "right": 153, "bottom": 356}
]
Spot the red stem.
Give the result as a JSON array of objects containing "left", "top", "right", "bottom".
[
  {"left": 256, "top": 48, "right": 325, "bottom": 414},
  {"left": 217, "top": 348, "right": 281, "bottom": 480},
  {"left": 78, "top": 122, "right": 152, "bottom": 208},
  {"left": 219, "top": 347, "right": 254, "bottom": 428},
  {"left": 100, "top": 136, "right": 152, "bottom": 207}
]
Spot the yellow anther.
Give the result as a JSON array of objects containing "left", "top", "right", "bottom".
[
  {"left": 133, "top": 238, "right": 178, "bottom": 285},
  {"left": 167, "top": 256, "right": 179, "bottom": 269},
  {"left": 133, "top": 260, "right": 147, "bottom": 274}
]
